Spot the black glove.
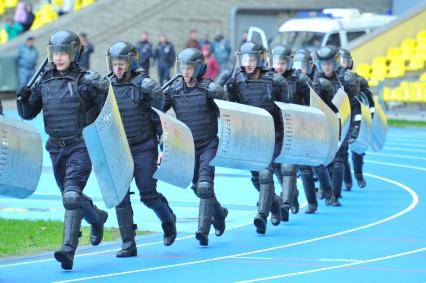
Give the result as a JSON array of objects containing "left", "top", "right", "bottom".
[
  {"left": 16, "top": 86, "right": 32, "bottom": 102},
  {"left": 225, "top": 77, "right": 237, "bottom": 93},
  {"left": 348, "top": 125, "right": 360, "bottom": 144}
]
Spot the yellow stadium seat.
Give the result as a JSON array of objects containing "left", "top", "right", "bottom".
[
  {"left": 420, "top": 73, "right": 426, "bottom": 81},
  {"left": 4, "top": 0, "right": 17, "bottom": 9},
  {"left": 372, "top": 56, "right": 387, "bottom": 66},
  {"left": 356, "top": 63, "right": 371, "bottom": 80},
  {"left": 416, "top": 30, "right": 426, "bottom": 43},
  {"left": 382, "top": 87, "right": 391, "bottom": 102},
  {"left": 386, "top": 47, "right": 401, "bottom": 61},
  {"left": 80, "top": 0, "right": 95, "bottom": 9},
  {"left": 0, "top": 28, "right": 8, "bottom": 44},
  {"left": 39, "top": 4, "right": 58, "bottom": 25},
  {"left": 401, "top": 38, "right": 417, "bottom": 50},
  {"left": 0, "top": 0, "right": 5, "bottom": 16},
  {"left": 369, "top": 80, "right": 379, "bottom": 87},
  {"left": 53, "top": 0, "right": 63, "bottom": 6},
  {"left": 74, "top": 0, "right": 82, "bottom": 11},
  {"left": 387, "top": 58, "right": 405, "bottom": 78},
  {"left": 406, "top": 58, "right": 424, "bottom": 71},
  {"left": 401, "top": 48, "right": 415, "bottom": 61},
  {"left": 30, "top": 11, "right": 44, "bottom": 31}
]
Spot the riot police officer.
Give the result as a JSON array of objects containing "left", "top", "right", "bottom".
[
  {"left": 313, "top": 45, "right": 361, "bottom": 206},
  {"left": 16, "top": 30, "right": 108, "bottom": 270},
  {"left": 163, "top": 48, "right": 228, "bottom": 246},
  {"left": 107, "top": 41, "right": 177, "bottom": 256},
  {"left": 226, "top": 41, "right": 288, "bottom": 234},
  {"left": 339, "top": 48, "right": 371, "bottom": 189}
]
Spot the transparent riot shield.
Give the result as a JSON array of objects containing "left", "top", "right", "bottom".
[
  {"left": 210, "top": 99, "right": 275, "bottom": 171},
  {"left": 152, "top": 108, "right": 195, "bottom": 189},
  {"left": 0, "top": 116, "right": 42, "bottom": 199},
  {"left": 274, "top": 102, "right": 331, "bottom": 166},
  {"left": 309, "top": 86, "right": 340, "bottom": 165},
  {"left": 83, "top": 85, "right": 134, "bottom": 208}
]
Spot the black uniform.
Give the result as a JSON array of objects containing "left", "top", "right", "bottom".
[
  {"left": 164, "top": 77, "right": 228, "bottom": 245},
  {"left": 110, "top": 68, "right": 176, "bottom": 256},
  {"left": 227, "top": 70, "right": 288, "bottom": 234},
  {"left": 17, "top": 62, "right": 108, "bottom": 270},
  {"left": 314, "top": 67, "right": 360, "bottom": 204}
]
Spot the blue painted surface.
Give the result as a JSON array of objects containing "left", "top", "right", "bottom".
[{"left": 0, "top": 109, "right": 425, "bottom": 282}]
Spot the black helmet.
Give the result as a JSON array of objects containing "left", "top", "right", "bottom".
[
  {"left": 292, "top": 49, "right": 314, "bottom": 75},
  {"left": 47, "top": 30, "right": 82, "bottom": 63},
  {"left": 338, "top": 48, "right": 353, "bottom": 70},
  {"left": 176, "top": 48, "right": 206, "bottom": 79},
  {"left": 237, "top": 41, "right": 266, "bottom": 71},
  {"left": 315, "top": 45, "right": 340, "bottom": 73},
  {"left": 106, "top": 41, "right": 139, "bottom": 73},
  {"left": 269, "top": 44, "right": 292, "bottom": 71}
]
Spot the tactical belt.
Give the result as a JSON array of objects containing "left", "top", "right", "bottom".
[
  {"left": 127, "top": 134, "right": 153, "bottom": 146},
  {"left": 50, "top": 135, "right": 83, "bottom": 148}
]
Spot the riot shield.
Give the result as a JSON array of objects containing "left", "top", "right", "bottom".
[
  {"left": 210, "top": 99, "right": 275, "bottom": 171},
  {"left": 332, "top": 88, "right": 351, "bottom": 143},
  {"left": 83, "top": 85, "right": 134, "bottom": 208},
  {"left": 309, "top": 86, "right": 340, "bottom": 165},
  {"left": 370, "top": 96, "right": 387, "bottom": 152},
  {"left": 349, "top": 99, "right": 374, "bottom": 154},
  {"left": 0, "top": 116, "right": 42, "bottom": 199},
  {"left": 152, "top": 108, "right": 195, "bottom": 189},
  {"left": 274, "top": 102, "right": 331, "bottom": 166}
]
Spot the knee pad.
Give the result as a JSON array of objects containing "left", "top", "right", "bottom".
[
  {"left": 197, "top": 181, "right": 214, "bottom": 199},
  {"left": 63, "top": 190, "right": 82, "bottom": 210},
  {"left": 259, "top": 169, "right": 273, "bottom": 184},
  {"left": 281, "top": 165, "right": 297, "bottom": 177}
]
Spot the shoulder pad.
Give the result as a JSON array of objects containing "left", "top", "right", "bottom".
[
  {"left": 82, "top": 69, "right": 109, "bottom": 91},
  {"left": 141, "top": 77, "right": 164, "bottom": 109},
  {"left": 297, "top": 72, "right": 309, "bottom": 84},
  {"left": 207, "top": 81, "right": 226, "bottom": 100},
  {"left": 343, "top": 70, "right": 357, "bottom": 83},
  {"left": 356, "top": 74, "right": 369, "bottom": 89},
  {"left": 318, "top": 78, "right": 334, "bottom": 93},
  {"left": 271, "top": 72, "right": 285, "bottom": 84}
]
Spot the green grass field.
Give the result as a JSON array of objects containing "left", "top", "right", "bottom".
[
  {"left": 388, "top": 119, "right": 426, "bottom": 127},
  {"left": 0, "top": 218, "right": 150, "bottom": 257}
]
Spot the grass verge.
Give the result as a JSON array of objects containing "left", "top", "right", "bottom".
[
  {"left": 388, "top": 119, "right": 426, "bottom": 127},
  {"left": 0, "top": 218, "right": 150, "bottom": 257}
]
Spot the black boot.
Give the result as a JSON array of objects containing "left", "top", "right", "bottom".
[
  {"left": 82, "top": 195, "right": 108, "bottom": 246},
  {"left": 281, "top": 165, "right": 297, "bottom": 217},
  {"left": 291, "top": 188, "right": 300, "bottom": 214},
  {"left": 300, "top": 166, "right": 318, "bottom": 214},
  {"left": 270, "top": 194, "right": 282, "bottom": 226},
  {"left": 196, "top": 198, "right": 214, "bottom": 246},
  {"left": 355, "top": 173, "right": 366, "bottom": 188},
  {"left": 212, "top": 197, "right": 228, "bottom": 237},
  {"left": 115, "top": 205, "right": 137, "bottom": 257},
  {"left": 54, "top": 209, "right": 83, "bottom": 270},
  {"left": 305, "top": 205, "right": 317, "bottom": 214},
  {"left": 352, "top": 152, "right": 366, "bottom": 188},
  {"left": 162, "top": 213, "right": 177, "bottom": 246},
  {"left": 344, "top": 152, "right": 352, "bottom": 191},
  {"left": 255, "top": 170, "right": 274, "bottom": 234},
  {"left": 331, "top": 162, "right": 344, "bottom": 201},
  {"left": 313, "top": 165, "right": 332, "bottom": 201}
]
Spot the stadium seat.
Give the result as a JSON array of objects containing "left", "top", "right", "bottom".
[
  {"left": 386, "top": 47, "right": 401, "bottom": 61},
  {"left": 356, "top": 63, "right": 371, "bottom": 80},
  {"left": 387, "top": 58, "right": 405, "bottom": 78},
  {"left": 0, "top": 0, "right": 5, "bottom": 16},
  {"left": 0, "top": 28, "right": 8, "bottom": 44},
  {"left": 4, "top": 0, "right": 17, "bottom": 9}
]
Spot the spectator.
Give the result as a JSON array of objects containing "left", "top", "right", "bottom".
[
  {"left": 4, "top": 18, "right": 24, "bottom": 40},
  {"left": 22, "top": 4, "right": 35, "bottom": 32},
  {"left": 199, "top": 32, "right": 214, "bottom": 53},
  {"left": 16, "top": 36, "right": 38, "bottom": 87},
  {"left": 154, "top": 34, "right": 176, "bottom": 85},
  {"left": 78, "top": 33, "right": 94, "bottom": 69},
  {"left": 212, "top": 32, "right": 231, "bottom": 73},
  {"left": 135, "top": 31, "right": 153, "bottom": 75},
  {"left": 202, "top": 45, "right": 219, "bottom": 80},
  {"left": 14, "top": 2, "right": 27, "bottom": 28},
  {"left": 185, "top": 29, "right": 201, "bottom": 50}
]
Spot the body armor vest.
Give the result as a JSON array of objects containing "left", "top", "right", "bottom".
[
  {"left": 112, "top": 73, "right": 156, "bottom": 142},
  {"left": 170, "top": 79, "right": 217, "bottom": 147},
  {"left": 41, "top": 70, "right": 89, "bottom": 138}
]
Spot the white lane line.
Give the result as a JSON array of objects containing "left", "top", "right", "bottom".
[
  {"left": 365, "top": 160, "right": 426, "bottom": 172},
  {"left": 383, "top": 147, "right": 426, "bottom": 154},
  {"left": 367, "top": 152, "right": 426, "bottom": 161},
  {"left": 236, "top": 247, "right": 426, "bottom": 283},
  {"left": 50, "top": 173, "right": 418, "bottom": 283},
  {"left": 385, "top": 143, "right": 426, "bottom": 149}
]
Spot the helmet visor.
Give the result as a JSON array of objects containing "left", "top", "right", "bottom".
[
  {"left": 47, "top": 44, "right": 76, "bottom": 62},
  {"left": 176, "top": 60, "right": 195, "bottom": 77},
  {"left": 292, "top": 60, "right": 313, "bottom": 74},
  {"left": 269, "top": 54, "right": 292, "bottom": 70},
  {"left": 106, "top": 54, "right": 131, "bottom": 73},
  {"left": 236, "top": 52, "right": 262, "bottom": 71},
  {"left": 316, "top": 58, "right": 338, "bottom": 73},
  {"left": 340, "top": 56, "right": 353, "bottom": 69}
]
